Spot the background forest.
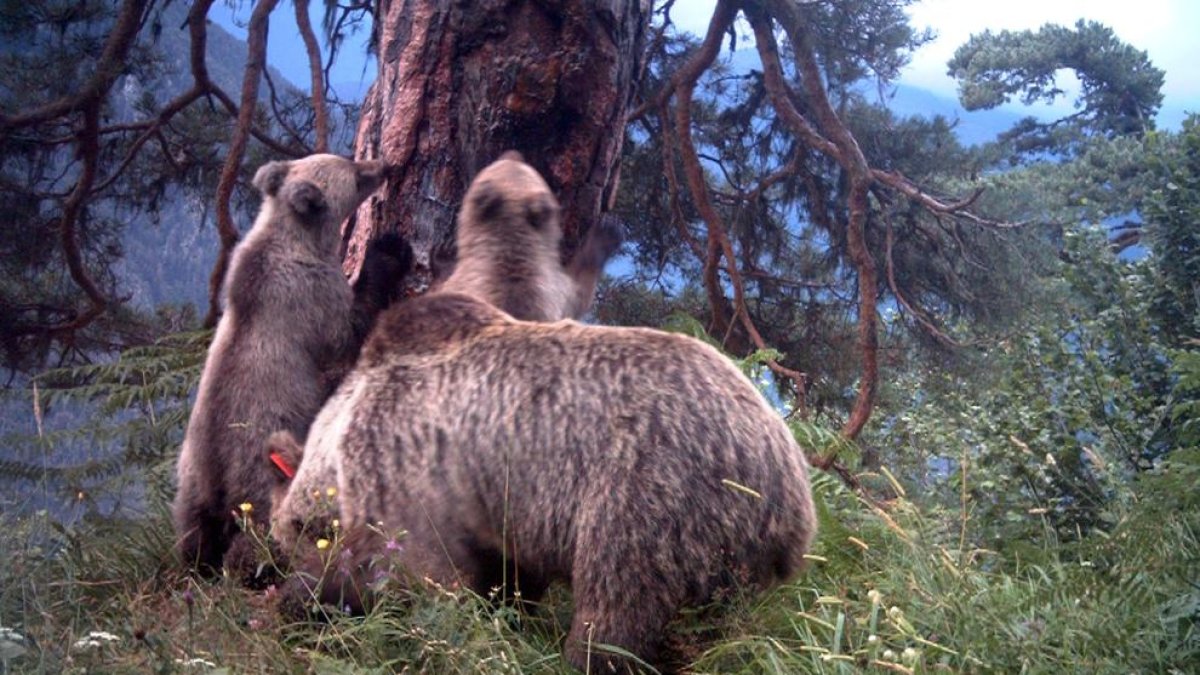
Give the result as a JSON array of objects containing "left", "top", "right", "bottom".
[{"left": 0, "top": 0, "right": 1197, "bottom": 672}]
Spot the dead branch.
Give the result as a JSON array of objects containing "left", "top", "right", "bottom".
[
  {"left": 294, "top": 0, "right": 330, "bottom": 153},
  {"left": 871, "top": 169, "right": 1022, "bottom": 228},
  {"left": 205, "top": 0, "right": 282, "bottom": 328},
  {"left": 670, "top": 26, "right": 809, "bottom": 414},
  {"left": 749, "top": 4, "right": 877, "bottom": 439},
  {"left": 743, "top": 149, "right": 801, "bottom": 204},
  {"left": 0, "top": 0, "right": 151, "bottom": 130},
  {"left": 629, "top": 0, "right": 736, "bottom": 121},
  {"left": 882, "top": 208, "right": 961, "bottom": 347},
  {"left": 656, "top": 104, "right": 706, "bottom": 261},
  {"left": 183, "top": 1, "right": 301, "bottom": 158},
  {"left": 53, "top": 102, "right": 109, "bottom": 332},
  {"left": 262, "top": 67, "right": 314, "bottom": 152}
]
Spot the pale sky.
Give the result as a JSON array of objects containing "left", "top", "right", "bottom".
[{"left": 669, "top": 0, "right": 1200, "bottom": 128}]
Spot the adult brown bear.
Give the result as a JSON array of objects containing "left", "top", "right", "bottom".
[{"left": 270, "top": 157, "right": 816, "bottom": 673}]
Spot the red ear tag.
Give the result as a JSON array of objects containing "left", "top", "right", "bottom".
[{"left": 270, "top": 452, "right": 297, "bottom": 479}]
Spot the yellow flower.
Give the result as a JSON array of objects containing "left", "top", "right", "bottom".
[
  {"left": 239, "top": 502, "right": 253, "bottom": 514},
  {"left": 325, "top": 487, "right": 337, "bottom": 498},
  {"left": 331, "top": 519, "right": 340, "bottom": 529},
  {"left": 316, "top": 538, "right": 330, "bottom": 550}
]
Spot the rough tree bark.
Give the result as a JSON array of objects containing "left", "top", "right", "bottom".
[{"left": 342, "top": 0, "right": 648, "bottom": 286}]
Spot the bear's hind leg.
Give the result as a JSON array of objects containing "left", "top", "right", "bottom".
[
  {"left": 174, "top": 499, "right": 232, "bottom": 575},
  {"left": 565, "top": 515, "right": 684, "bottom": 673}
]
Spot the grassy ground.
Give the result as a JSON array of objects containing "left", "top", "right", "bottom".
[{"left": 2, "top": 466, "right": 1196, "bottom": 674}]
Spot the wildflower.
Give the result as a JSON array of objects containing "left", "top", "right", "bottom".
[
  {"left": 1044, "top": 453, "right": 1057, "bottom": 467},
  {"left": 331, "top": 518, "right": 340, "bottom": 529},
  {"left": 867, "top": 634, "right": 880, "bottom": 646},
  {"left": 239, "top": 502, "right": 253, "bottom": 514},
  {"left": 867, "top": 589, "right": 882, "bottom": 605},
  {"left": 326, "top": 486, "right": 337, "bottom": 498},
  {"left": 882, "top": 649, "right": 897, "bottom": 661},
  {"left": 182, "top": 588, "right": 195, "bottom": 607},
  {"left": 73, "top": 631, "right": 120, "bottom": 650},
  {"left": 0, "top": 626, "right": 28, "bottom": 660},
  {"left": 385, "top": 537, "right": 403, "bottom": 552},
  {"left": 316, "top": 538, "right": 330, "bottom": 550},
  {"left": 175, "top": 657, "right": 218, "bottom": 668},
  {"left": 902, "top": 647, "right": 919, "bottom": 665},
  {"left": 887, "top": 605, "right": 903, "bottom": 620},
  {"left": 247, "top": 618, "right": 262, "bottom": 631}
]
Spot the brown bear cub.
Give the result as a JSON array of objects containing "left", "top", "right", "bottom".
[
  {"left": 270, "top": 159, "right": 817, "bottom": 674},
  {"left": 173, "top": 154, "right": 411, "bottom": 574},
  {"left": 438, "top": 150, "right": 623, "bottom": 321}
]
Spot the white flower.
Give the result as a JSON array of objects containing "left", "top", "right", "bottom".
[
  {"left": 175, "top": 657, "right": 218, "bottom": 668},
  {"left": 0, "top": 626, "right": 28, "bottom": 660},
  {"left": 73, "top": 631, "right": 120, "bottom": 650}
]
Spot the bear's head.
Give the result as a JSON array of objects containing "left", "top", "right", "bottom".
[
  {"left": 456, "top": 151, "right": 563, "bottom": 255},
  {"left": 253, "top": 154, "right": 391, "bottom": 232},
  {"left": 263, "top": 430, "right": 332, "bottom": 555},
  {"left": 264, "top": 431, "right": 310, "bottom": 548}
]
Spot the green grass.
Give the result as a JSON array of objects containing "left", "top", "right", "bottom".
[{"left": 2, "top": 466, "right": 1196, "bottom": 674}]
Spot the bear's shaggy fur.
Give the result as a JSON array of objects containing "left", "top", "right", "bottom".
[
  {"left": 272, "top": 152, "right": 621, "bottom": 537},
  {"left": 173, "top": 154, "right": 409, "bottom": 573},
  {"left": 271, "top": 292, "right": 817, "bottom": 672},
  {"left": 438, "top": 151, "right": 622, "bottom": 321}
]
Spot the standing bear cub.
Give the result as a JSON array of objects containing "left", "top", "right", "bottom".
[
  {"left": 269, "top": 156, "right": 815, "bottom": 673},
  {"left": 438, "top": 150, "right": 623, "bottom": 321},
  {"left": 174, "top": 154, "right": 410, "bottom": 573}
]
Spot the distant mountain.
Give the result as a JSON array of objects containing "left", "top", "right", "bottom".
[
  {"left": 112, "top": 2, "right": 307, "bottom": 311},
  {"left": 0, "top": 4, "right": 305, "bottom": 515},
  {"left": 869, "top": 83, "right": 1026, "bottom": 146}
]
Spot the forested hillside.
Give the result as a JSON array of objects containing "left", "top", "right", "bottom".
[{"left": 0, "top": 0, "right": 1196, "bottom": 672}]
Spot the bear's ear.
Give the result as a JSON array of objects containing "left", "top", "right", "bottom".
[
  {"left": 355, "top": 160, "right": 389, "bottom": 195},
  {"left": 266, "top": 431, "right": 304, "bottom": 484},
  {"left": 470, "top": 180, "right": 505, "bottom": 222},
  {"left": 498, "top": 150, "right": 524, "bottom": 162},
  {"left": 525, "top": 191, "right": 560, "bottom": 231},
  {"left": 281, "top": 180, "right": 327, "bottom": 220},
  {"left": 253, "top": 161, "right": 290, "bottom": 197}
]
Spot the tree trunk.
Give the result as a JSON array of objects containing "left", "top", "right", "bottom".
[{"left": 343, "top": 0, "right": 648, "bottom": 287}]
